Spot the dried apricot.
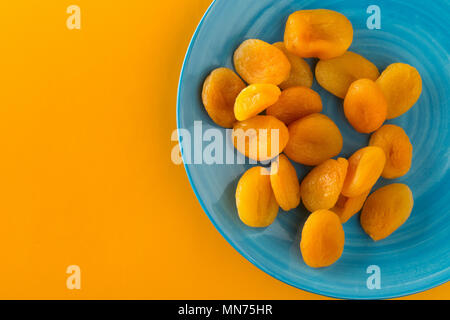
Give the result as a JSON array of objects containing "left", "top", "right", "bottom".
[
  {"left": 342, "top": 146, "right": 386, "bottom": 198},
  {"left": 266, "top": 86, "right": 323, "bottom": 125},
  {"left": 284, "top": 113, "right": 343, "bottom": 166},
  {"left": 376, "top": 63, "right": 422, "bottom": 119},
  {"left": 233, "top": 39, "right": 291, "bottom": 85},
  {"left": 315, "top": 51, "right": 380, "bottom": 98},
  {"left": 331, "top": 190, "right": 370, "bottom": 224},
  {"left": 343, "top": 79, "right": 387, "bottom": 133},
  {"left": 234, "top": 84, "right": 281, "bottom": 121},
  {"left": 272, "top": 42, "right": 313, "bottom": 89},
  {"left": 361, "top": 183, "right": 414, "bottom": 241},
  {"left": 202, "top": 67, "right": 246, "bottom": 128},
  {"left": 300, "top": 158, "right": 348, "bottom": 212},
  {"left": 284, "top": 9, "right": 353, "bottom": 60},
  {"left": 270, "top": 154, "right": 301, "bottom": 211},
  {"left": 300, "top": 209, "right": 345, "bottom": 268},
  {"left": 232, "top": 115, "right": 289, "bottom": 161},
  {"left": 236, "top": 166, "right": 279, "bottom": 228},
  {"left": 369, "top": 124, "right": 413, "bottom": 179}
]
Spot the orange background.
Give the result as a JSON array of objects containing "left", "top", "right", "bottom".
[{"left": 0, "top": 0, "right": 447, "bottom": 299}]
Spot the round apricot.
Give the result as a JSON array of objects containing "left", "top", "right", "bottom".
[
  {"left": 202, "top": 67, "right": 246, "bottom": 128},
  {"left": 342, "top": 146, "right": 386, "bottom": 198},
  {"left": 300, "top": 158, "right": 348, "bottom": 212},
  {"left": 270, "top": 154, "right": 301, "bottom": 211},
  {"left": 343, "top": 79, "right": 387, "bottom": 133},
  {"left": 284, "top": 9, "right": 353, "bottom": 60},
  {"left": 272, "top": 42, "right": 313, "bottom": 89},
  {"left": 233, "top": 39, "right": 291, "bottom": 85},
  {"left": 361, "top": 183, "right": 414, "bottom": 241},
  {"left": 234, "top": 84, "right": 281, "bottom": 121},
  {"left": 315, "top": 51, "right": 380, "bottom": 98},
  {"left": 331, "top": 190, "right": 370, "bottom": 224},
  {"left": 369, "top": 124, "right": 413, "bottom": 179},
  {"left": 284, "top": 113, "right": 343, "bottom": 166},
  {"left": 266, "top": 86, "right": 323, "bottom": 125},
  {"left": 232, "top": 115, "right": 289, "bottom": 161},
  {"left": 376, "top": 63, "right": 422, "bottom": 119},
  {"left": 236, "top": 166, "right": 279, "bottom": 228},
  {"left": 300, "top": 209, "right": 345, "bottom": 268}
]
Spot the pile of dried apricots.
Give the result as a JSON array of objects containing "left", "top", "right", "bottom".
[{"left": 201, "top": 9, "right": 421, "bottom": 268}]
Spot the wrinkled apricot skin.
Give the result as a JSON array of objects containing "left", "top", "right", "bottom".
[
  {"left": 284, "top": 113, "right": 343, "bottom": 166},
  {"left": 272, "top": 42, "right": 313, "bottom": 89},
  {"left": 234, "top": 84, "right": 281, "bottom": 121},
  {"left": 266, "top": 86, "right": 323, "bottom": 125},
  {"left": 202, "top": 68, "right": 246, "bottom": 128},
  {"left": 376, "top": 63, "right": 422, "bottom": 119},
  {"left": 361, "top": 184, "right": 414, "bottom": 241},
  {"left": 300, "top": 210, "right": 345, "bottom": 268},
  {"left": 301, "top": 158, "right": 348, "bottom": 212},
  {"left": 232, "top": 115, "right": 289, "bottom": 161},
  {"left": 342, "top": 146, "right": 386, "bottom": 198},
  {"left": 369, "top": 124, "right": 413, "bottom": 179},
  {"left": 236, "top": 166, "right": 279, "bottom": 228},
  {"left": 316, "top": 51, "right": 380, "bottom": 98},
  {"left": 270, "top": 155, "right": 301, "bottom": 211},
  {"left": 331, "top": 190, "right": 370, "bottom": 224},
  {"left": 344, "top": 79, "right": 387, "bottom": 133},
  {"left": 284, "top": 9, "right": 353, "bottom": 60},
  {"left": 233, "top": 39, "right": 291, "bottom": 85}
]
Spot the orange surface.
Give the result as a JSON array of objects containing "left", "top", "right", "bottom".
[{"left": 0, "top": 0, "right": 447, "bottom": 299}]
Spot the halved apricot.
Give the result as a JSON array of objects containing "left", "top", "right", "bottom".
[
  {"left": 233, "top": 39, "right": 291, "bottom": 85},
  {"left": 300, "top": 209, "right": 345, "bottom": 268},
  {"left": 232, "top": 115, "right": 289, "bottom": 161},
  {"left": 234, "top": 84, "right": 281, "bottom": 121},
  {"left": 342, "top": 146, "right": 386, "bottom": 198},
  {"left": 376, "top": 63, "right": 422, "bottom": 119},
  {"left": 361, "top": 183, "right": 414, "bottom": 241},
  {"left": 270, "top": 154, "right": 301, "bottom": 211},
  {"left": 202, "top": 67, "right": 246, "bottom": 128},
  {"left": 331, "top": 190, "right": 370, "bottom": 224},
  {"left": 266, "top": 86, "right": 323, "bottom": 125},
  {"left": 343, "top": 79, "right": 387, "bottom": 133},
  {"left": 369, "top": 124, "right": 413, "bottom": 179},
  {"left": 284, "top": 9, "right": 353, "bottom": 60},
  {"left": 315, "top": 51, "right": 380, "bottom": 98},
  {"left": 272, "top": 42, "right": 313, "bottom": 89},
  {"left": 236, "top": 166, "right": 279, "bottom": 227},
  {"left": 284, "top": 113, "right": 343, "bottom": 166},
  {"left": 300, "top": 158, "right": 348, "bottom": 212}
]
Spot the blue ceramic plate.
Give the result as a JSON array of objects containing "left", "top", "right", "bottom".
[{"left": 177, "top": 0, "right": 450, "bottom": 299}]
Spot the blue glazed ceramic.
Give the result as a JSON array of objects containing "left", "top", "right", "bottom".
[{"left": 177, "top": 0, "right": 450, "bottom": 299}]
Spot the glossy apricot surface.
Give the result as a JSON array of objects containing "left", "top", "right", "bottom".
[
  {"left": 202, "top": 67, "right": 246, "bottom": 127},
  {"left": 301, "top": 158, "right": 348, "bottom": 212},
  {"left": 342, "top": 146, "right": 386, "bottom": 198},
  {"left": 361, "top": 183, "right": 414, "bottom": 241},
  {"left": 284, "top": 9, "right": 353, "bottom": 60},
  {"left": 234, "top": 39, "right": 291, "bottom": 85},
  {"left": 232, "top": 115, "right": 289, "bottom": 161},
  {"left": 236, "top": 166, "right": 279, "bottom": 228},
  {"left": 331, "top": 190, "right": 370, "bottom": 224},
  {"left": 369, "top": 124, "right": 413, "bottom": 179},
  {"left": 376, "top": 63, "right": 422, "bottom": 119},
  {"left": 316, "top": 51, "right": 380, "bottom": 98},
  {"left": 270, "top": 154, "right": 301, "bottom": 211},
  {"left": 234, "top": 84, "right": 281, "bottom": 121},
  {"left": 300, "top": 209, "right": 345, "bottom": 268},
  {"left": 266, "top": 86, "right": 322, "bottom": 125},
  {"left": 284, "top": 113, "right": 343, "bottom": 166},
  {"left": 272, "top": 42, "right": 313, "bottom": 89}
]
